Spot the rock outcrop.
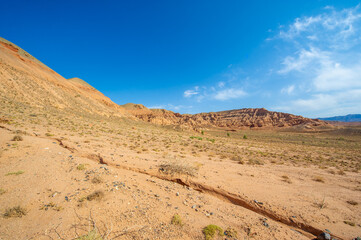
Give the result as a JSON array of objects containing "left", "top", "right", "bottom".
[{"left": 122, "top": 105, "right": 328, "bottom": 130}]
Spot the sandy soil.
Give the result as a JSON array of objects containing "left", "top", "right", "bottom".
[{"left": 1, "top": 117, "right": 360, "bottom": 239}]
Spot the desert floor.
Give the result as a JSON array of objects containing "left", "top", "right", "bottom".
[{"left": 0, "top": 108, "right": 360, "bottom": 239}]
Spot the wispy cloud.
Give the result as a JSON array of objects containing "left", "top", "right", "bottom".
[
  {"left": 214, "top": 88, "right": 246, "bottom": 101},
  {"left": 274, "top": 4, "right": 361, "bottom": 116},
  {"left": 183, "top": 88, "right": 199, "bottom": 98},
  {"left": 279, "top": 5, "right": 361, "bottom": 49},
  {"left": 281, "top": 85, "right": 295, "bottom": 95}
]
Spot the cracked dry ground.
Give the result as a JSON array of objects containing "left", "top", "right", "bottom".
[{"left": 0, "top": 118, "right": 360, "bottom": 239}]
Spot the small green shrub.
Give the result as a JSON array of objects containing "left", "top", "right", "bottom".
[
  {"left": 243, "top": 135, "right": 247, "bottom": 139},
  {"left": 77, "top": 164, "right": 86, "bottom": 170},
  {"left": 202, "top": 224, "right": 223, "bottom": 240},
  {"left": 171, "top": 214, "right": 183, "bottom": 226}
]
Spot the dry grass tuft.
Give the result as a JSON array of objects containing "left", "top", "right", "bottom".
[{"left": 159, "top": 161, "right": 197, "bottom": 177}]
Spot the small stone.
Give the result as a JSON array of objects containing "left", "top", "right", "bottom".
[
  {"left": 176, "top": 192, "right": 179, "bottom": 196},
  {"left": 317, "top": 232, "right": 331, "bottom": 240},
  {"left": 191, "top": 205, "right": 197, "bottom": 209}
]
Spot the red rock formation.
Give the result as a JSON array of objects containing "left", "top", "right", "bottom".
[{"left": 122, "top": 105, "right": 328, "bottom": 130}]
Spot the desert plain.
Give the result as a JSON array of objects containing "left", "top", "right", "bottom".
[{"left": 0, "top": 37, "right": 360, "bottom": 240}]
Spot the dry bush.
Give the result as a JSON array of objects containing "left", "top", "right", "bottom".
[
  {"left": 158, "top": 161, "right": 197, "bottom": 177},
  {"left": 12, "top": 135, "right": 23, "bottom": 141},
  {"left": 3, "top": 206, "right": 27, "bottom": 218},
  {"left": 346, "top": 200, "right": 358, "bottom": 206},
  {"left": 281, "top": 175, "right": 292, "bottom": 184},
  {"left": 87, "top": 190, "right": 105, "bottom": 201}
]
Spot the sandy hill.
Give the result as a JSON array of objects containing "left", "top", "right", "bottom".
[{"left": 0, "top": 37, "right": 126, "bottom": 118}]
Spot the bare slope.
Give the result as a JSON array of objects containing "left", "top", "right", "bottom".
[{"left": 0, "top": 37, "right": 126, "bottom": 118}]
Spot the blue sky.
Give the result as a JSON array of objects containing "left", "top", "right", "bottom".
[{"left": 1, "top": 1, "right": 361, "bottom": 117}]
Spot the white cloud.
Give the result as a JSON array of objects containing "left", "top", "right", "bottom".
[
  {"left": 218, "top": 81, "right": 225, "bottom": 88},
  {"left": 274, "top": 5, "right": 361, "bottom": 117},
  {"left": 214, "top": 88, "right": 246, "bottom": 101},
  {"left": 314, "top": 63, "right": 361, "bottom": 91},
  {"left": 287, "top": 89, "right": 361, "bottom": 117},
  {"left": 281, "top": 85, "right": 295, "bottom": 95},
  {"left": 278, "top": 47, "right": 329, "bottom": 74},
  {"left": 184, "top": 89, "right": 199, "bottom": 98},
  {"left": 279, "top": 5, "right": 361, "bottom": 49}
]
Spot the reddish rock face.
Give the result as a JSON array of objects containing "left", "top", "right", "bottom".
[{"left": 123, "top": 106, "right": 328, "bottom": 130}]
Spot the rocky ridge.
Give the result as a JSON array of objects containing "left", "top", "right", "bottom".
[{"left": 121, "top": 104, "right": 328, "bottom": 130}]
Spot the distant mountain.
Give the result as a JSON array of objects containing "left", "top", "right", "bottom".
[{"left": 319, "top": 114, "right": 361, "bottom": 122}]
